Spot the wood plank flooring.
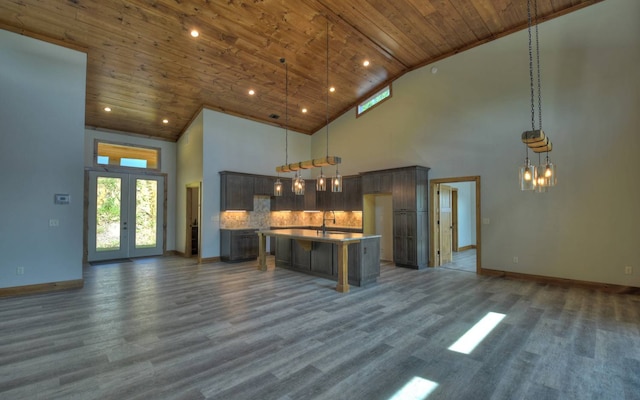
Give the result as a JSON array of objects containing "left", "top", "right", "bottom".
[
  {"left": 1, "top": 256, "right": 639, "bottom": 400},
  {"left": 443, "top": 249, "right": 477, "bottom": 273}
]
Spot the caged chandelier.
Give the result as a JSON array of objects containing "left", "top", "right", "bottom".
[{"left": 518, "top": 0, "right": 557, "bottom": 192}]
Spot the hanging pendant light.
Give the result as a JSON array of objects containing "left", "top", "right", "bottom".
[
  {"left": 316, "top": 168, "right": 326, "bottom": 191},
  {"left": 274, "top": 177, "right": 283, "bottom": 197},
  {"left": 519, "top": 157, "right": 535, "bottom": 191},
  {"left": 519, "top": 0, "right": 556, "bottom": 192},
  {"left": 331, "top": 166, "right": 342, "bottom": 193}
]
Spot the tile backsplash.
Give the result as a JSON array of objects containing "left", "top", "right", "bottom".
[{"left": 220, "top": 196, "right": 362, "bottom": 229}]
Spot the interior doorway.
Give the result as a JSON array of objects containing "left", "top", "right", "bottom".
[
  {"left": 430, "top": 176, "right": 481, "bottom": 273},
  {"left": 186, "top": 184, "right": 201, "bottom": 259}
]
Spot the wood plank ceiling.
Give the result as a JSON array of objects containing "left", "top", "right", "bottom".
[{"left": 0, "top": 0, "right": 602, "bottom": 141}]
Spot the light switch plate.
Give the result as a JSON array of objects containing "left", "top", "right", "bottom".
[{"left": 54, "top": 194, "right": 70, "bottom": 205}]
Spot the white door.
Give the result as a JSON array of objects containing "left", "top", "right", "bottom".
[{"left": 88, "top": 171, "right": 165, "bottom": 262}]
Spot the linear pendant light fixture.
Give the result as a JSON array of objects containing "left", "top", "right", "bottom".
[
  {"left": 519, "top": 0, "right": 557, "bottom": 192},
  {"left": 274, "top": 17, "right": 343, "bottom": 194}
]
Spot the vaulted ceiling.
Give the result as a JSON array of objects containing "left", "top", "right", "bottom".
[{"left": 0, "top": 0, "right": 602, "bottom": 141}]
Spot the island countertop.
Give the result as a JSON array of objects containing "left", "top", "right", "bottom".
[{"left": 257, "top": 229, "right": 380, "bottom": 244}]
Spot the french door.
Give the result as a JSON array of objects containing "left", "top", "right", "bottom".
[{"left": 87, "top": 171, "right": 165, "bottom": 262}]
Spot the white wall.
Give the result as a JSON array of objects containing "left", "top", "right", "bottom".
[
  {"left": 449, "top": 182, "right": 476, "bottom": 249},
  {"left": 84, "top": 128, "right": 177, "bottom": 252},
  {"left": 0, "top": 30, "right": 86, "bottom": 288},
  {"left": 180, "top": 109, "right": 311, "bottom": 258},
  {"left": 310, "top": 0, "right": 640, "bottom": 286},
  {"left": 176, "top": 112, "right": 204, "bottom": 255}
]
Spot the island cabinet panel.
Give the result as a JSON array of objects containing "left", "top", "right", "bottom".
[
  {"left": 220, "top": 172, "right": 254, "bottom": 211},
  {"left": 357, "top": 238, "right": 381, "bottom": 286},
  {"left": 311, "top": 242, "right": 334, "bottom": 277},
  {"left": 292, "top": 240, "right": 311, "bottom": 271},
  {"left": 254, "top": 175, "right": 276, "bottom": 196},
  {"left": 220, "top": 229, "right": 258, "bottom": 262},
  {"left": 275, "top": 237, "right": 292, "bottom": 267},
  {"left": 362, "top": 171, "right": 393, "bottom": 194}
]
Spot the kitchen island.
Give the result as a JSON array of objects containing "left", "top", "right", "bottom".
[{"left": 257, "top": 229, "right": 381, "bottom": 293}]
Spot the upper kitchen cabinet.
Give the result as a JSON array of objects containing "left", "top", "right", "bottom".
[
  {"left": 271, "top": 177, "right": 295, "bottom": 211},
  {"left": 220, "top": 171, "right": 254, "bottom": 211},
  {"left": 362, "top": 170, "right": 393, "bottom": 194},
  {"left": 254, "top": 175, "right": 276, "bottom": 196},
  {"left": 342, "top": 175, "right": 362, "bottom": 211},
  {"left": 392, "top": 166, "right": 429, "bottom": 211},
  {"left": 293, "top": 180, "right": 316, "bottom": 211},
  {"left": 317, "top": 175, "right": 361, "bottom": 211}
]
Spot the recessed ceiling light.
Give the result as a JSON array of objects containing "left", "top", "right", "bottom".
[
  {"left": 363, "top": 60, "right": 370, "bottom": 67},
  {"left": 162, "top": 119, "right": 169, "bottom": 124},
  {"left": 301, "top": 108, "right": 307, "bottom": 113},
  {"left": 329, "top": 87, "right": 336, "bottom": 93},
  {"left": 104, "top": 107, "right": 111, "bottom": 112},
  {"left": 190, "top": 30, "right": 199, "bottom": 38},
  {"left": 248, "top": 89, "right": 255, "bottom": 95}
]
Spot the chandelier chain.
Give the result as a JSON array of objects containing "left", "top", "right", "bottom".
[
  {"left": 285, "top": 62, "right": 288, "bottom": 166},
  {"left": 535, "top": 0, "right": 542, "bottom": 131},
  {"left": 527, "top": 0, "right": 536, "bottom": 133},
  {"left": 325, "top": 19, "right": 330, "bottom": 158}
]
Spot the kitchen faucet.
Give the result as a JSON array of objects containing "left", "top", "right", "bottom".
[{"left": 321, "top": 210, "right": 336, "bottom": 235}]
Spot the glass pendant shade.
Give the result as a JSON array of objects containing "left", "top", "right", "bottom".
[
  {"left": 519, "top": 158, "right": 535, "bottom": 191},
  {"left": 274, "top": 178, "right": 283, "bottom": 197},
  {"left": 331, "top": 168, "right": 342, "bottom": 193},
  {"left": 294, "top": 173, "right": 305, "bottom": 195},
  {"left": 539, "top": 159, "right": 557, "bottom": 187},
  {"left": 316, "top": 169, "right": 327, "bottom": 191}
]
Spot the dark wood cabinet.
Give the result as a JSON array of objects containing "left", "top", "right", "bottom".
[
  {"left": 271, "top": 178, "right": 294, "bottom": 211},
  {"left": 362, "top": 170, "right": 393, "bottom": 194},
  {"left": 311, "top": 242, "right": 334, "bottom": 276},
  {"left": 254, "top": 175, "right": 276, "bottom": 196},
  {"left": 276, "top": 236, "right": 380, "bottom": 286},
  {"left": 393, "top": 210, "right": 428, "bottom": 268},
  {"left": 392, "top": 166, "right": 429, "bottom": 211},
  {"left": 220, "top": 229, "right": 258, "bottom": 262},
  {"left": 291, "top": 240, "right": 311, "bottom": 271},
  {"left": 293, "top": 180, "right": 316, "bottom": 211},
  {"left": 342, "top": 176, "right": 362, "bottom": 211},
  {"left": 275, "top": 236, "right": 292, "bottom": 266},
  {"left": 316, "top": 175, "right": 361, "bottom": 211},
  {"left": 220, "top": 171, "right": 254, "bottom": 211}
]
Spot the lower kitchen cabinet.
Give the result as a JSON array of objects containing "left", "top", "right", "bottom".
[{"left": 220, "top": 229, "right": 259, "bottom": 262}]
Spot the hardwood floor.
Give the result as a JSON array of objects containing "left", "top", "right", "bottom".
[
  {"left": 1, "top": 256, "right": 639, "bottom": 400},
  {"left": 443, "top": 249, "right": 477, "bottom": 273}
]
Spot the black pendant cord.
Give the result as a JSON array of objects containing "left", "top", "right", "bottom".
[
  {"left": 325, "top": 19, "right": 330, "bottom": 159},
  {"left": 285, "top": 62, "right": 289, "bottom": 167}
]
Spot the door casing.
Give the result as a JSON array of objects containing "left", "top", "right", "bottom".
[{"left": 429, "top": 176, "right": 481, "bottom": 273}]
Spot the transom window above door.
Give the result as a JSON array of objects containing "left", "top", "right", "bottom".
[{"left": 95, "top": 140, "right": 160, "bottom": 170}]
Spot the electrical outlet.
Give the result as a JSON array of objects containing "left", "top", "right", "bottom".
[
  {"left": 625, "top": 266, "right": 632, "bottom": 275},
  {"left": 16, "top": 266, "right": 24, "bottom": 275},
  {"left": 513, "top": 257, "right": 519, "bottom": 264},
  {"left": 49, "top": 219, "right": 59, "bottom": 227}
]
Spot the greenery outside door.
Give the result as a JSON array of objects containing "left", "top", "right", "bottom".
[{"left": 88, "top": 171, "right": 165, "bottom": 262}]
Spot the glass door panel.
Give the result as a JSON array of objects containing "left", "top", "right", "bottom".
[
  {"left": 96, "top": 177, "right": 122, "bottom": 252},
  {"left": 135, "top": 179, "right": 158, "bottom": 249}
]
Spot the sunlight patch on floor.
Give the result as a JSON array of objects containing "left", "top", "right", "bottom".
[
  {"left": 448, "top": 312, "right": 506, "bottom": 354},
  {"left": 388, "top": 376, "right": 439, "bottom": 400}
]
